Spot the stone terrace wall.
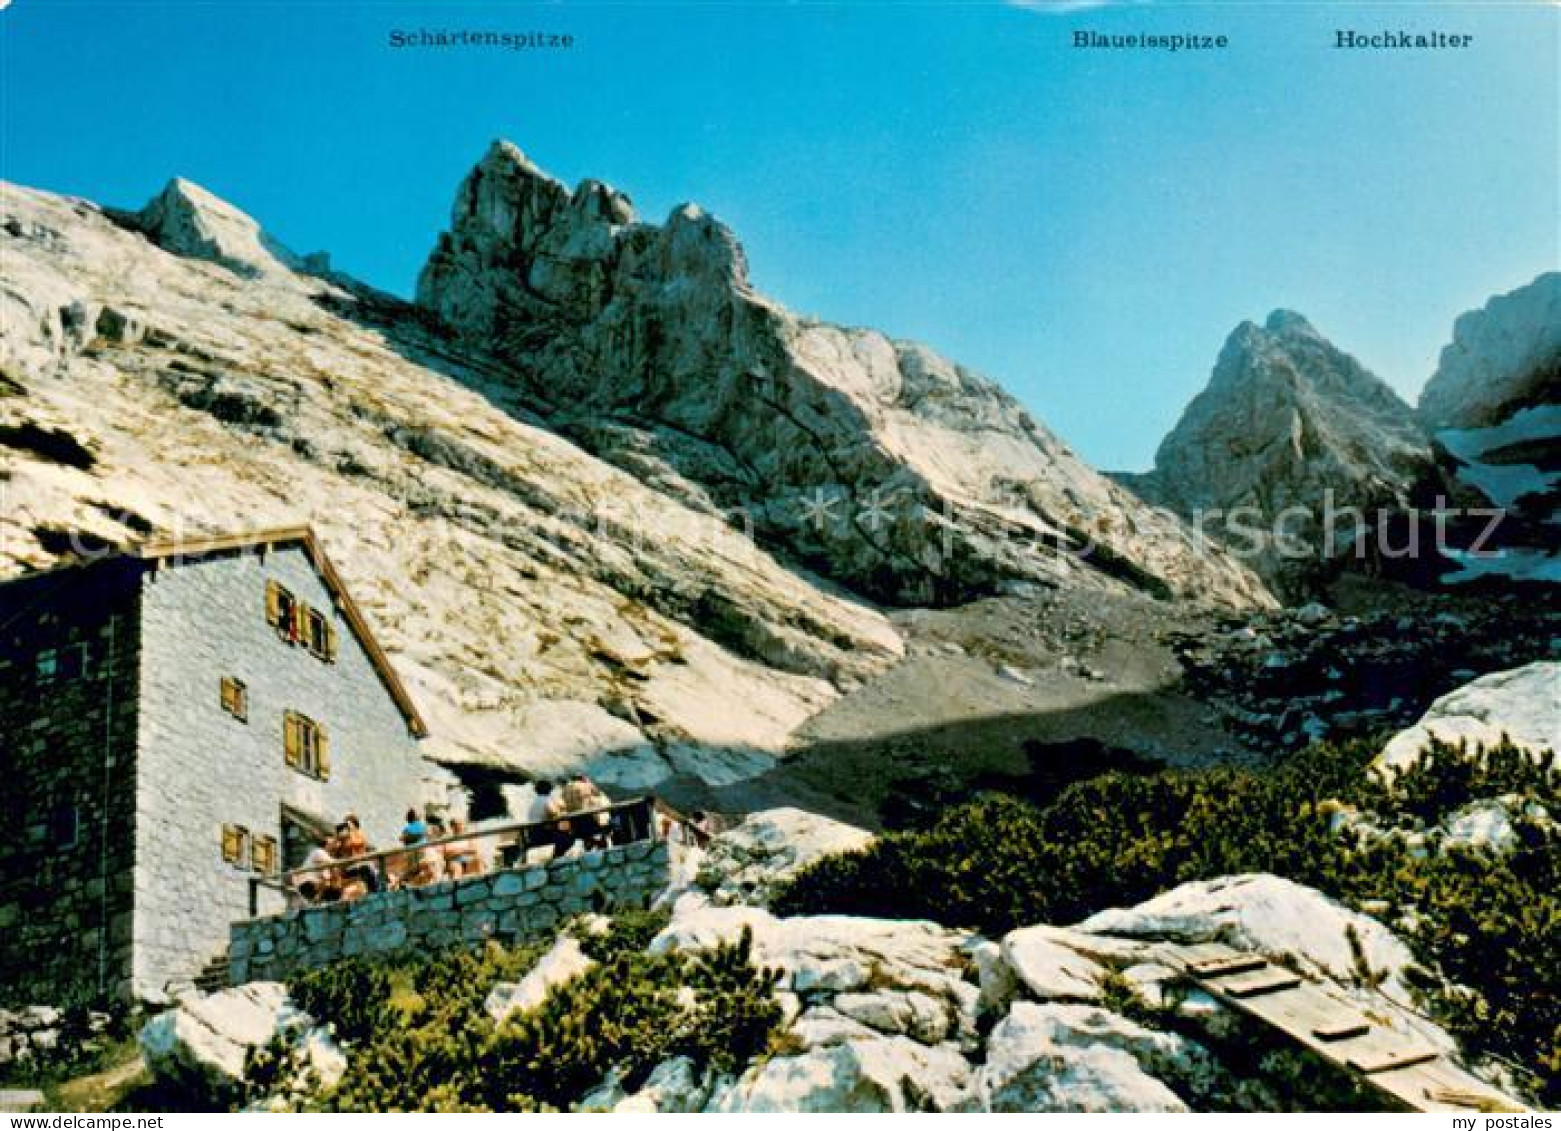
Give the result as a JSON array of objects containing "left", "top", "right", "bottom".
[{"left": 230, "top": 840, "right": 671, "bottom": 984}]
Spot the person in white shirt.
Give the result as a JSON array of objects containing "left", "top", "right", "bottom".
[
  {"left": 294, "top": 838, "right": 338, "bottom": 905},
  {"left": 521, "top": 781, "right": 557, "bottom": 864}
]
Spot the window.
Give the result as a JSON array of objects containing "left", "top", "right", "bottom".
[
  {"left": 35, "top": 648, "right": 58, "bottom": 682},
  {"left": 303, "top": 607, "right": 338, "bottom": 663},
  {"left": 220, "top": 676, "right": 248, "bottom": 722},
  {"left": 251, "top": 834, "right": 279, "bottom": 876},
  {"left": 264, "top": 580, "right": 296, "bottom": 637},
  {"left": 221, "top": 823, "right": 252, "bottom": 867},
  {"left": 265, "top": 581, "right": 338, "bottom": 663},
  {"left": 282, "top": 711, "right": 330, "bottom": 781}
]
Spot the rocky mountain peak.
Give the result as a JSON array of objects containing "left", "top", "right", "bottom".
[
  {"left": 1416, "top": 272, "right": 1560, "bottom": 581},
  {"left": 1120, "top": 311, "right": 1434, "bottom": 593},
  {"left": 419, "top": 140, "right": 747, "bottom": 336},
  {"left": 1419, "top": 270, "right": 1560, "bottom": 431},
  {"left": 1263, "top": 308, "right": 1319, "bottom": 338},
  {"left": 1210, "top": 310, "right": 1405, "bottom": 416}
]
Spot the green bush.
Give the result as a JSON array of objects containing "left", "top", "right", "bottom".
[
  {"left": 577, "top": 908, "right": 671, "bottom": 964},
  {"left": 776, "top": 735, "right": 1559, "bottom": 1103}
]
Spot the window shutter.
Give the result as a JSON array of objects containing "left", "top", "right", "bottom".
[
  {"left": 290, "top": 602, "right": 308, "bottom": 643},
  {"left": 316, "top": 725, "right": 331, "bottom": 780},
  {"left": 221, "top": 824, "right": 244, "bottom": 865},
  {"left": 265, "top": 581, "right": 282, "bottom": 627},
  {"left": 252, "top": 835, "right": 278, "bottom": 876},
  {"left": 324, "top": 619, "right": 339, "bottom": 663},
  {"left": 220, "top": 676, "right": 248, "bottom": 720},
  {"left": 283, "top": 712, "right": 301, "bottom": 768}
]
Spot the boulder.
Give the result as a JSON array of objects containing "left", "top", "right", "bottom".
[
  {"left": 139, "top": 983, "right": 343, "bottom": 1103},
  {"left": 1374, "top": 662, "right": 1560, "bottom": 778},
  {"left": 650, "top": 906, "right": 980, "bottom": 1024},
  {"left": 694, "top": 808, "right": 874, "bottom": 908},
  {"left": 790, "top": 1005, "right": 882, "bottom": 1048},
  {"left": 0, "top": 1090, "right": 45, "bottom": 1113},
  {"left": 1076, "top": 873, "right": 1420, "bottom": 999},
  {"left": 706, "top": 1036, "right": 974, "bottom": 1112},
  {"left": 978, "top": 1002, "right": 1208, "bottom": 1112},
  {"left": 968, "top": 938, "right": 1021, "bottom": 1012},
  {"left": 600, "top": 1055, "right": 715, "bottom": 1113},
  {"left": 999, "top": 927, "right": 1107, "bottom": 1002},
  {"left": 485, "top": 934, "right": 596, "bottom": 1024},
  {"left": 831, "top": 989, "right": 950, "bottom": 1044},
  {"left": 634, "top": 1055, "right": 714, "bottom": 1113},
  {"left": 1439, "top": 795, "right": 1553, "bottom": 854}
]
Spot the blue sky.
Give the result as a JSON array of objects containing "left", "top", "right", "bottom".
[{"left": 2, "top": 1, "right": 1556, "bottom": 469}]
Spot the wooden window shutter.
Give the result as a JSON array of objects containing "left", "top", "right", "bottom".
[
  {"left": 282, "top": 712, "right": 301, "bottom": 768},
  {"left": 252, "top": 835, "right": 278, "bottom": 876},
  {"left": 221, "top": 824, "right": 246, "bottom": 865},
  {"left": 265, "top": 581, "right": 282, "bottom": 627},
  {"left": 325, "top": 619, "right": 339, "bottom": 663},
  {"left": 220, "top": 676, "right": 248, "bottom": 721},
  {"left": 316, "top": 724, "right": 331, "bottom": 780},
  {"left": 290, "top": 602, "right": 308, "bottom": 643}
]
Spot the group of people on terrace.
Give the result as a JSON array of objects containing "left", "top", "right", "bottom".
[{"left": 288, "top": 774, "right": 628, "bottom": 906}]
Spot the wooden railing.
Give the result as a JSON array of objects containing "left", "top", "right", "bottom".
[{"left": 245, "top": 796, "right": 710, "bottom": 918}]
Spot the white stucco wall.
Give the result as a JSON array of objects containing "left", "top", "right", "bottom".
[{"left": 131, "top": 545, "right": 431, "bottom": 998}]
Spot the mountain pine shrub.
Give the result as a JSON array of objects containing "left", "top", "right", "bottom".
[
  {"left": 287, "top": 923, "right": 782, "bottom": 1112},
  {"left": 775, "top": 735, "right": 1559, "bottom": 1103}
]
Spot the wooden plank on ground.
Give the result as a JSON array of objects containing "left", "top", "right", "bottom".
[
  {"left": 1153, "top": 938, "right": 1532, "bottom": 1114},
  {"left": 1312, "top": 1018, "right": 1371, "bottom": 1042},
  {"left": 1223, "top": 970, "right": 1303, "bottom": 998},
  {"left": 1190, "top": 954, "right": 1269, "bottom": 978},
  {"left": 1348, "top": 1048, "right": 1441, "bottom": 1074},
  {"left": 1372, "top": 1058, "right": 1529, "bottom": 1114}
]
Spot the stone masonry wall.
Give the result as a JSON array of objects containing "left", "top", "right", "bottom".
[
  {"left": 230, "top": 840, "right": 671, "bottom": 985},
  {"left": 134, "top": 546, "right": 433, "bottom": 1000},
  {"left": 0, "top": 561, "right": 143, "bottom": 1005}
]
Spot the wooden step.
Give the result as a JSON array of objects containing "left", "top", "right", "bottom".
[
  {"left": 1424, "top": 1087, "right": 1523, "bottom": 1114},
  {"left": 1312, "top": 1018, "right": 1372, "bottom": 1042},
  {"left": 1348, "top": 1048, "right": 1440, "bottom": 1074},
  {"left": 1190, "top": 954, "right": 1269, "bottom": 979},
  {"left": 1222, "top": 970, "right": 1303, "bottom": 998}
]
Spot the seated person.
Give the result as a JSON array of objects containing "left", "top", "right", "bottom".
[
  {"left": 401, "top": 807, "right": 428, "bottom": 843},
  {"left": 390, "top": 841, "right": 440, "bottom": 888},
  {"left": 442, "top": 818, "right": 484, "bottom": 878},
  {"left": 326, "top": 823, "right": 371, "bottom": 902},
  {"left": 293, "top": 837, "right": 340, "bottom": 905},
  {"left": 388, "top": 817, "right": 440, "bottom": 889},
  {"left": 337, "top": 813, "right": 381, "bottom": 894},
  {"left": 546, "top": 775, "right": 612, "bottom": 855},
  {"left": 517, "top": 781, "right": 557, "bottom": 865}
]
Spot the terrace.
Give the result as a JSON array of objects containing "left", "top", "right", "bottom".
[{"left": 228, "top": 797, "right": 697, "bottom": 985}]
